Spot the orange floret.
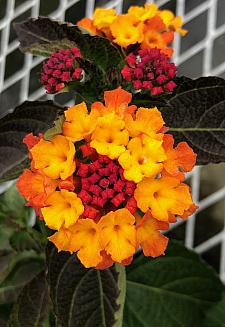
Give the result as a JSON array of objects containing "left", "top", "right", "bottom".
[
  {"left": 98, "top": 209, "right": 136, "bottom": 263},
  {"left": 137, "top": 211, "right": 169, "bottom": 257},
  {"left": 17, "top": 169, "right": 57, "bottom": 208},
  {"left": 63, "top": 102, "right": 100, "bottom": 142},
  {"left": 162, "top": 134, "right": 197, "bottom": 180},
  {"left": 118, "top": 135, "right": 166, "bottom": 183},
  {"left": 41, "top": 190, "right": 84, "bottom": 230},
  {"left": 134, "top": 176, "right": 194, "bottom": 221},
  {"left": 91, "top": 87, "right": 136, "bottom": 117},
  {"left": 110, "top": 14, "right": 144, "bottom": 48},
  {"left": 30, "top": 135, "right": 75, "bottom": 180},
  {"left": 77, "top": 17, "right": 99, "bottom": 35},
  {"left": 128, "top": 3, "right": 158, "bottom": 22}
]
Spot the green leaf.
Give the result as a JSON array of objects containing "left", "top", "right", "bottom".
[
  {"left": 44, "top": 115, "right": 65, "bottom": 141},
  {"left": 133, "top": 76, "right": 225, "bottom": 165},
  {"left": 9, "top": 230, "right": 43, "bottom": 253},
  {"left": 124, "top": 240, "right": 225, "bottom": 327},
  {"left": 47, "top": 245, "right": 126, "bottom": 327},
  {"left": 9, "top": 271, "right": 49, "bottom": 327},
  {"left": 14, "top": 17, "right": 123, "bottom": 72},
  {"left": 203, "top": 292, "right": 225, "bottom": 326},
  {"left": 0, "top": 251, "right": 45, "bottom": 305},
  {"left": 0, "top": 183, "right": 31, "bottom": 227},
  {"left": 0, "top": 101, "right": 62, "bottom": 183}
]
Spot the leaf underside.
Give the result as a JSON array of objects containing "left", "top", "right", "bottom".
[{"left": 47, "top": 245, "right": 125, "bottom": 327}]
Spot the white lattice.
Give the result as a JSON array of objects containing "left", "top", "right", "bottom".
[{"left": 0, "top": 0, "right": 225, "bottom": 280}]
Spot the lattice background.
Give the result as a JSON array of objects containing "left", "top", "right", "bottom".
[{"left": 0, "top": 0, "right": 225, "bottom": 280}]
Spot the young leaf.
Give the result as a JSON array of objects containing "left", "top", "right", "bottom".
[
  {"left": 44, "top": 115, "right": 65, "bottom": 141},
  {"left": 133, "top": 77, "right": 225, "bottom": 165},
  {"left": 9, "top": 271, "right": 49, "bottom": 327},
  {"left": 47, "top": 245, "right": 126, "bottom": 327},
  {"left": 124, "top": 240, "right": 225, "bottom": 327},
  {"left": 14, "top": 17, "right": 123, "bottom": 72},
  {"left": 0, "top": 101, "right": 62, "bottom": 183}
]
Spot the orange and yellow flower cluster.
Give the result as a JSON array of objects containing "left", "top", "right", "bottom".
[
  {"left": 17, "top": 87, "right": 196, "bottom": 268},
  {"left": 77, "top": 4, "right": 187, "bottom": 56}
]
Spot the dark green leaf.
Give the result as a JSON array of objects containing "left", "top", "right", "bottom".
[
  {"left": 9, "top": 271, "right": 49, "bottom": 327},
  {"left": 14, "top": 17, "right": 123, "bottom": 72},
  {"left": 47, "top": 245, "right": 125, "bottom": 327},
  {"left": 124, "top": 240, "right": 225, "bottom": 327},
  {"left": 203, "top": 292, "right": 225, "bottom": 327},
  {"left": 0, "top": 101, "right": 62, "bottom": 183}
]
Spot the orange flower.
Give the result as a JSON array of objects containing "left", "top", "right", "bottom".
[
  {"left": 128, "top": 3, "right": 158, "bottom": 22},
  {"left": 77, "top": 17, "right": 99, "bottom": 35},
  {"left": 17, "top": 169, "right": 57, "bottom": 208},
  {"left": 48, "top": 228, "right": 73, "bottom": 252},
  {"left": 23, "top": 133, "right": 42, "bottom": 150},
  {"left": 118, "top": 135, "right": 165, "bottom": 183},
  {"left": 91, "top": 87, "right": 136, "bottom": 117},
  {"left": 98, "top": 209, "right": 136, "bottom": 263},
  {"left": 93, "top": 8, "right": 116, "bottom": 30},
  {"left": 125, "top": 107, "right": 165, "bottom": 139},
  {"left": 137, "top": 211, "right": 169, "bottom": 257},
  {"left": 91, "top": 112, "right": 129, "bottom": 159},
  {"left": 69, "top": 218, "right": 102, "bottom": 268},
  {"left": 134, "top": 176, "right": 194, "bottom": 221},
  {"left": 159, "top": 10, "right": 187, "bottom": 36},
  {"left": 63, "top": 102, "right": 100, "bottom": 142},
  {"left": 41, "top": 190, "right": 84, "bottom": 230},
  {"left": 162, "top": 134, "right": 197, "bottom": 180},
  {"left": 30, "top": 135, "right": 75, "bottom": 180},
  {"left": 110, "top": 14, "right": 144, "bottom": 47}
]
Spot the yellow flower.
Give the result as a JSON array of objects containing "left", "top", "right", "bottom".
[
  {"left": 159, "top": 10, "right": 187, "bottom": 36},
  {"left": 110, "top": 14, "right": 144, "bottom": 47},
  {"left": 30, "top": 135, "right": 75, "bottom": 180},
  {"left": 69, "top": 218, "right": 102, "bottom": 268},
  {"left": 93, "top": 8, "right": 116, "bottom": 30},
  {"left": 63, "top": 102, "right": 100, "bottom": 142},
  {"left": 134, "top": 176, "right": 194, "bottom": 221},
  {"left": 48, "top": 228, "right": 73, "bottom": 252},
  {"left": 128, "top": 3, "right": 158, "bottom": 22},
  {"left": 91, "top": 112, "right": 129, "bottom": 159},
  {"left": 41, "top": 190, "right": 84, "bottom": 230},
  {"left": 136, "top": 211, "right": 169, "bottom": 257},
  {"left": 125, "top": 107, "right": 165, "bottom": 139},
  {"left": 98, "top": 209, "right": 136, "bottom": 263},
  {"left": 118, "top": 135, "right": 166, "bottom": 183}
]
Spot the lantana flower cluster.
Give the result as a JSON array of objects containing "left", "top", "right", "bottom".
[
  {"left": 17, "top": 87, "right": 197, "bottom": 269},
  {"left": 77, "top": 4, "right": 187, "bottom": 56},
  {"left": 41, "top": 47, "right": 83, "bottom": 94},
  {"left": 121, "top": 48, "right": 177, "bottom": 95}
]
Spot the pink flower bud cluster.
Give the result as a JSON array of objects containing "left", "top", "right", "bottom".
[
  {"left": 41, "top": 48, "right": 83, "bottom": 93},
  {"left": 75, "top": 145, "right": 137, "bottom": 219},
  {"left": 121, "top": 48, "right": 177, "bottom": 96}
]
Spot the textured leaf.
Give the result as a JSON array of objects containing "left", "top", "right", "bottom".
[
  {"left": 124, "top": 240, "right": 225, "bottom": 327},
  {"left": 47, "top": 245, "right": 126, "bottom": 327},
  {"left": 203, "top": 292, "right": 225, "bottom": 327},
  {"left": 0, "top": 101, "right": 62, "bottom": 183},
  {"left": 9, "top": 271, "right": 49, "bottom": 327},
  {"left": 133, "top": 77, "right": 225, "bottom": 164},
  {"left": 9, "top": 230, "right": 42, "bottom": 253},
  {"left": 14, "top": 17, "right": 123, "bottom": 72}
]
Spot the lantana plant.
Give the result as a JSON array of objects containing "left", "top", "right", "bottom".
[{"left": 1, "top": 3, "right": 225, "bottom": 327}]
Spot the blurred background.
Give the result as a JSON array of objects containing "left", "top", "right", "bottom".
[{"left": 0, "top": 0, "right": 225, "bottom": 280}]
